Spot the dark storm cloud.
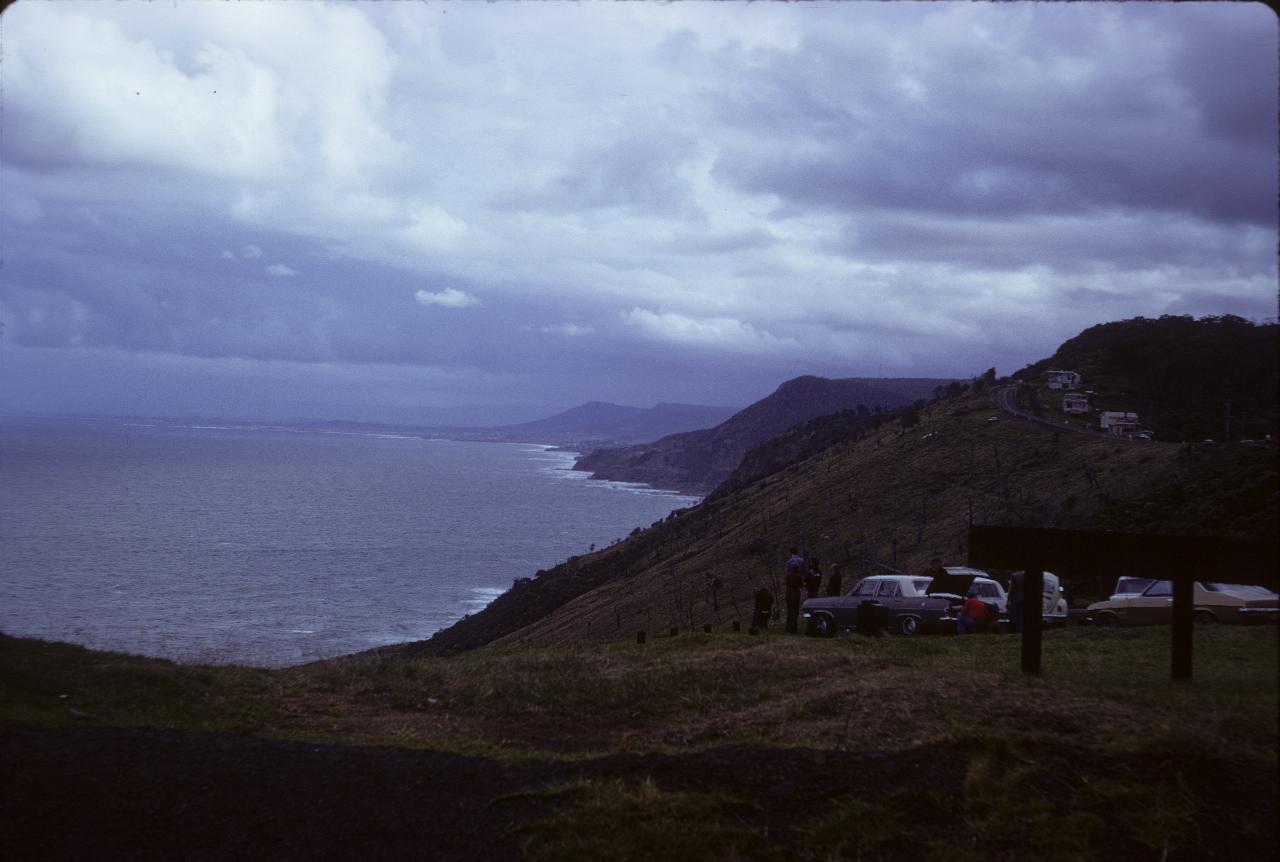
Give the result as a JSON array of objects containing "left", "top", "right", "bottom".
[
  {"left": 1, "top": 2, "right": 1274, "bottom": 423},
  {"left": 837, "top": 212, "right": 1275, "bottom": 276},
  {"left": 712, "top": 5, "right": 1276, "bottom": 232}
]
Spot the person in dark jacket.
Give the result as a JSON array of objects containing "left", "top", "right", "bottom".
[
  {"left": 805, "top": 557, "right": 823, "bottom": 598},
  {"left": 752, "top": 587, "right": 774, "bottom": 630},
  {"left": 825, "top": 563, "right": 844, "bottom": 597},
  {"left": 784, "top": 548, "right": 805, "bottom": 634},
  {"left": 1007, "top": 570, "right": 1026, "bottom": 633}
]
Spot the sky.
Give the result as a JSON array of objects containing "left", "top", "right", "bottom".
[{"left": 1, "top": 1, "right": 1276, "bottom": 426}]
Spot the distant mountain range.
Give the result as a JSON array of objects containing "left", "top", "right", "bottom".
[
  {"left": 573, "top": 375, "right": 952, "bottom": 494},
  {"left": 466, "top": 401, "right": 738, "bottom": 446}
]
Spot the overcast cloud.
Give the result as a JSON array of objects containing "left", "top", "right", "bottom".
[{"left": 1, "top": 1, "right": 1275, "bottom": 424}]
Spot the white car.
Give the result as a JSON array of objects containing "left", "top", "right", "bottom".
[
  {"left": 937, "top": 567, "right": 1069, "bottom": 625},
  {"left": 937, "top": 566, "right": 1007, "bottom": 612}
]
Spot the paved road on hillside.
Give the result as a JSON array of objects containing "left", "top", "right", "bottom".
[{"left": 992, "top": 383, "right": 1122, "bottom": 441}]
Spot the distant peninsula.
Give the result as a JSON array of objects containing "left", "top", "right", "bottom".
[{"left": 573, "top": 376, "right": 953, "bottom": 494}]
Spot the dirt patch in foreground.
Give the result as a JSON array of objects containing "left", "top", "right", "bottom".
[
  {"left": 1, "top": 724, "right": 953, "bottom": 861},
  {"left": 2, "top": 723, "right": 1273, "bottom": 861}
]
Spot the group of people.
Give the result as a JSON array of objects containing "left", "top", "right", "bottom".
[
  {"left": 750, "top": 547, "right": 844, "bottom": 634},
  {"left": 784, "top": 548, "right": 844, "bottom": 634}
]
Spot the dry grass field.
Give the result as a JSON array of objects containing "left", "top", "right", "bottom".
[{"left": 3, "top": 624, "right": 1276, "bottom": 860}]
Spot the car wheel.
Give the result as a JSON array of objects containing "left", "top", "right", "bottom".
[
  {"left": 1193, "top": 610, "right": 1217, "bottom": 625},
  {"left": 811, "top": 614, "right": 836, "bottom": 638},
  {"left": 898, "top": 615, "right": 920, "bottom": 637}
]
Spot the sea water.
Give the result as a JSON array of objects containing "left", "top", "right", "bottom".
[{"left": 0, "top": 417, "right": 699, "bottom": 666}]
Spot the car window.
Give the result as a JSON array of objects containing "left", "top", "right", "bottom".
[
  {"left": 877, "top": 581, "right": 902, "bottom": 598},
  {"left": 975, "top": 583, "right": 998, "bottom": 597},
  {"left": 1206, "top": 583, "right": 1273, "bottom": 595},
  {"left": 1116, "top": 577, "right": 1154, "bottom": 594},
  {"left": 912, "top": 579, "right": 931, "bottom": 593},
  {"left": 1144, "top": 580, "right": 1173, "bottom": 597},
  {"left": 852, "top": 580, "right": 878, "bottom": 596}
]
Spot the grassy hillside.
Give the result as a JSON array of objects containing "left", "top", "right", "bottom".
[
  {"left": 3, "top": 627, "right": 1276, "bottom": 860},
  {"left": 411, "top": 387, "right": 1275, "bottom": 656}
]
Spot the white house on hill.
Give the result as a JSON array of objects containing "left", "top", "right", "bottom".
[
  {"left": 1099, "top": 411, "right": 1140, "bottom": 436},
  {"left": 1046, "top": 370, "right": 1082, "bottom": 390},
  {"left": 1062, "top": 393, "right": 1090, "bottom": 414}
]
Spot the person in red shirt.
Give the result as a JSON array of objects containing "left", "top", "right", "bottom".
[{"left": 957, "top": 591, "right": 987, "bottom": 635}]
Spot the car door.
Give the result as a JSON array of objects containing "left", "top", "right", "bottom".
[
  {"left": 1127, "top": 579, "right": 1175, "bottom": 625},
  {"left": 876, "top": 579, "right": 907, "bottom": 621},
  {"left": 836, "top": 579, "right": 880, "bottom": 626}
]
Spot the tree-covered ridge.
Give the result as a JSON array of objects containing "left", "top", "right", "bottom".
[{"left": 1016, "top": 315, "right": 1278, "bottom": 442}]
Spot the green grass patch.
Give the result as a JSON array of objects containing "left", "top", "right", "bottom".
[{"left": 0, "top": 634, "right": 278, "bottom": 732}]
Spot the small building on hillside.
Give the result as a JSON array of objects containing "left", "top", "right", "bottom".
[
  {"left": 1062, "top": 393, "right": 1090, "bottom": 414},
  {"left": 1046, "top": 370, "right": 1083, "bottom": 390},
  {"left": 1099, "top": 411, "right": 1140, "bottom": 436}
]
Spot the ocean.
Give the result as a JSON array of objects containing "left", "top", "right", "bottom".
[{"left": 0, "top": 417, "right": 699, "bottom": 667}]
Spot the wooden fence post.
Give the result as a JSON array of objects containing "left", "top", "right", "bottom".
[
  {"left": 1021, "top": 569, "right": 1043, "bottom": 676},
  {"left": 1172, "top": 577, "right": 1194, "bottom": 681}
]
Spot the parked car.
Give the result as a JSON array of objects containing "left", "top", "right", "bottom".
[
  {"left": 1045, "top": 572, "right": 1069, "bottom": 623},
  {"left": 937, "top": 566, "right": 1006, "bottom": 612},
  {"left": 1108, "top": 576, "right": 1156, "bottom": 600},
  {"left": 801, "top": 570, "right": 1004, "bottom": 637},
  {"left": 1088, "top": 580, "right": 1280, "bottom": 626},
  {"left": 1017, "top": 570, "right": 1070, "bottom": 624},
  {"left": 926, "top": 567, "right": 1068, "bottom": 625}
]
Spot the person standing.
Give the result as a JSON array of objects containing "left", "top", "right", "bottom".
[
  {"left": 805, "top": 557, "right": 823, "bottom": 598},
  {"left": 922, "top": 558, "right": 947, "bottom": 580},
  {"left": 752, "top": 587, "right": 774, "bottom": 631},
  {"left": 786, "top": 547, "right": 807, "bottom": 579},
  {"left": 784, "top": 548, "right": 805, "bottom": 634},
  {"left": 826, "top": 563, "right": 844, "bottom": 597},
  {"left": 1007, "top": 570, "right": 1026, "bottom": 633}
]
